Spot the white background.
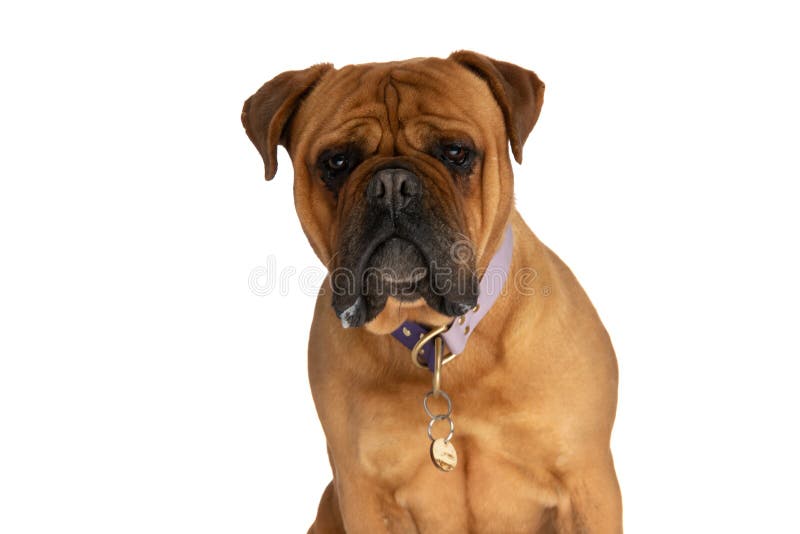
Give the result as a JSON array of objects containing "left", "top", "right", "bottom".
[{"left": 1, "top": 1, "right": 798, "bottom": 532}]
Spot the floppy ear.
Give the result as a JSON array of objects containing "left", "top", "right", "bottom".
[
  {"left": 241, "top": 63, "right": 333, "bottom": 180},
  {"left": 448, "top": 51, "right": 544, "bottom": 164}
]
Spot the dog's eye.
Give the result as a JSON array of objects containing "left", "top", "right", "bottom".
[
  {"left": 318, "top": 147, "right": 362, "bottom": 196},
  {"left": 442, "top": 144, "right": 470, "bottom": 166},
  {"left": 326, "top": 154, "right": 349, "bottom": 172}
]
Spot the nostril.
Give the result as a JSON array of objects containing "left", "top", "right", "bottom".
[
  {"left": 398, "top": 175, "right": 417, "bottom": 198},
  {"left": 368, "top": 174, "right": 386, "bottom": 199}
]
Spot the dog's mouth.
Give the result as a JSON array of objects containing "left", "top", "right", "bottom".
[
  {"left": 365, "top": 237, "right": 429, "bottom": 299},
  {"left": 332, "top": 232, "right": 479, "bottom": 328}
]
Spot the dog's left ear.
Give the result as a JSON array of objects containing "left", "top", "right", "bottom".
[
  {"left": 449, "top": 51, "right": 544, "bottom": 164},
  {"left": 241, "top": 63, "right": 333, "bottom": 180}
]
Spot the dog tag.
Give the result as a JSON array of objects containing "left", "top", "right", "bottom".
[{"left": 430, "top": 438, "right": 457, "bottom": 472}]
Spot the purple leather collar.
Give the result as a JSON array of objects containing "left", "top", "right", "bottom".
[{"left": 391, "top": 226, "right": 514, "bottom": 371}]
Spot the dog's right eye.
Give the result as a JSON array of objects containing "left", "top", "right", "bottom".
[
  {"left": 317, "top": 147, "right": 361, "bottom": 196},
  {"left": 326, "top": 154, "right": 349, "bottom": 172}
]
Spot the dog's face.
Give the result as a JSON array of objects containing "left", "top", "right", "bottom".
[{"left": 242, "top": 52, "right": 544, "bottom": 331}]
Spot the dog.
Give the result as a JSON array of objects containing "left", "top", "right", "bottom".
[{"left": 242, "top": 51, "right": 621, "bottom": 533}]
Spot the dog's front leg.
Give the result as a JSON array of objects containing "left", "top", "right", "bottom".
[
  {"left": 554, "top": 453, "right": 623, "bottom": 533},
  {"left": 308, "top": 480, "right": 345, "bottom": 534},
  {"left": 310, "top": 476, "right": 419, "bottom": 534}
]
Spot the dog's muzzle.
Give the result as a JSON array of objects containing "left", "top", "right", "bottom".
[{"left": 332, "top": 165, "right": 478, "bottom": 328}]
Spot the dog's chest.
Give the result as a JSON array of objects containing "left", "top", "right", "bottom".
[{"left": 354, "top": 408, "right": 561, "bottom": 532}]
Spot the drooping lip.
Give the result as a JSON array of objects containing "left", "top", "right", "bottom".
[
  {"left": 378, "top": 268, "right": 427, "bottom": 286},
  {"left": 370, "top": 237, "right": 428, "bottom": 279},
  {"left": 350, "top": 233, "right": 432, "bottom": 293},
  {"left": 367, "top": 236, "right": 429, "bottom": 300}
]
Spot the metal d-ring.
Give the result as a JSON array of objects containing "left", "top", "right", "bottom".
[
  {"left": 410, "top": 324, "right": 460, "bottom": 370},
  {"left": 411, "top": 324, "right": 447, "bottom": 369},
  {"left": 431, "top": 337, "right": 443, "bottom": 395}
]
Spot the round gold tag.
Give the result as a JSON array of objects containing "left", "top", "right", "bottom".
[{"left": 430, "top": 438, "right": 457, "bottom": 472}]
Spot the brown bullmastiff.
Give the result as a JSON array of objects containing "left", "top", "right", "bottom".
[{"left": 242, "top": 51, "right": 622, "bottom": 533}]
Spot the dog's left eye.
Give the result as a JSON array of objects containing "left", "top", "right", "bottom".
[{"left": 442, "top": 144, "right": 470, "bottom": 166}]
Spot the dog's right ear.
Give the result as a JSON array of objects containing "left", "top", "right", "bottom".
[{"left": 241, "top": 63, "right": 333, "bottom": 180}]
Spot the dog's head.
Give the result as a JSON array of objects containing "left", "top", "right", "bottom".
[{"left": 242, "top": 52, "right": 544, "bottom": 331}]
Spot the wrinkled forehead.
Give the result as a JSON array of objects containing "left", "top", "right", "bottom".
[{"left": 291, "top": 58, "right": 501, "bottom": 157}]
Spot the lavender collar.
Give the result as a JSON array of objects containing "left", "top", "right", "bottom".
[{"left": 391, "top": 226, "right": 514, "bottom": 371}]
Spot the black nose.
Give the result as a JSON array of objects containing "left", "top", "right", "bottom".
[{"left": 367, "top": 168, "right": 420, "bottom": 212}]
